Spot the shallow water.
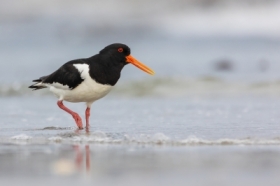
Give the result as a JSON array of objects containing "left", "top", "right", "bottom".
[
  {"left": 1, "top": 96, "right": 280, "bottom": 185},
  {"left": 1, "top": 96, "right": 280, "bottom": 142},
  {"left": 1, "top": 144, "right": 280, "bottom": 186}
]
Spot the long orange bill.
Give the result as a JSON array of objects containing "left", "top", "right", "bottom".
[{"left": 126, "top": 55, "right": 155, "bottom": 75}]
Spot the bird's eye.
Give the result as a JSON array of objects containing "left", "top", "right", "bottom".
[{"left": 118, "top": 48, "right": 123, "bottom": 53}]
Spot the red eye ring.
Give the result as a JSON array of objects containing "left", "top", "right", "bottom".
[{"left": 118, "top": 48, "right": 123, "bottom": 53}]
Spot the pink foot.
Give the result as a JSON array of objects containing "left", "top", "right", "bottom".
[{"left": 57, "top": 100, "right": 83, "bottom": 129}]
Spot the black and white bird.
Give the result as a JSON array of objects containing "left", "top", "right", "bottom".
[{"left": 29, "top": 43, "right": 154, "bottom": 129}]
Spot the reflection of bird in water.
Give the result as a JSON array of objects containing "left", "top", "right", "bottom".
[
  {"left": 29, "top": 43, "right": 154, "bottom": 129},
  {"left": 74, "top": 145, "right": 90, "bottom": 173},
  {"left": 51, "top": 145, "right": 91, "bottom": 175}
]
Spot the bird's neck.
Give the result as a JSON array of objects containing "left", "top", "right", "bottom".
[{"left": 88, "top": 55, "right": 125, "bottom": 86}]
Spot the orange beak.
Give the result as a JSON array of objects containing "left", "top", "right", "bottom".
[{"left": 126, "top": 55, "right": 155, "bottom": 75}]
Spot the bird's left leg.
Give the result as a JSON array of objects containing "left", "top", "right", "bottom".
[
  {"left": 57, "top": 100, "right": 83, "bottom": 129},
  {"left": 85, "top": 102, "right": 93, "bottom": 129}
]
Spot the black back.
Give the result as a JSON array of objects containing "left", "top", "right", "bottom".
[{"left": 29, "top": 43, "right": 131, "bottom": 90}]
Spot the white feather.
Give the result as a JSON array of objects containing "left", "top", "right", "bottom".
[
  {"left": 49, "top": 82, "right": 70, "bottom": 90},
  {"left": 47, "top": 64, "right": 112, "bottom": 104}
]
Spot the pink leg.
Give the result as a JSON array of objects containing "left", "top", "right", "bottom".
[
  {"left": 85, "top": 107, "right": 90, "bottom": 129},
  {"left": 74, "top": 145, "right": 82, "bottom": 170},
  {"left": 57, "top": 100, "right": 83, "bottom": 129}
]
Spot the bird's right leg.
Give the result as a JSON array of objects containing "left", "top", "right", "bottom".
[
  {"left": 85, "top": 107, "right": 90, "bottom": 129},
  {"left": 85, "top": 102, "right": 93, "bottom": 129},
  {"left": 57, "top": 100, "right": 83, "bottom": 129}
]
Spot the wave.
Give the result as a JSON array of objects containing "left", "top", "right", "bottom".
[
  {"left": 3, "top": 132, "right": 280, "bottom": 146},
  {"left": 2, "top": 77, "right": 280, "bottom": 97}
]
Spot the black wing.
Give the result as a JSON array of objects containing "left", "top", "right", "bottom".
[{"left": 29, "top": 59, "right": 87, "bottom": 90}]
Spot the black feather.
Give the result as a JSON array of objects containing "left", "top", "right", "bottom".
[
  {"left": 42, "top": 60, "right": 85, "bottom": 89},
  {"left": 29, "top": 43, "right": 132, "bottom": 91}
]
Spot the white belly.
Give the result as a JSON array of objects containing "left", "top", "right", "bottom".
[
  {"left": 49, "top": 79, "right": 112, "bottom": 103},
  {"left": 47, "top": 63, "right": 113, "bottom": 103}
]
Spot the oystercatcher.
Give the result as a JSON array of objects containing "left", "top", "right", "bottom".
[{"left": 29, "top": 43, "right": 154, "bottom": 129}]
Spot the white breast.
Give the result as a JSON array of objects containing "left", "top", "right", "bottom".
[{"left": 48, "top": 64, "right": 112, "bottom": 103}]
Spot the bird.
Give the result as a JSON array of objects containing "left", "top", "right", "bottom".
[{"left": 29, "top": 43, "right": 154, "bottom": 129}]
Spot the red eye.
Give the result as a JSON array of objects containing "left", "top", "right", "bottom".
[{"left": 118, "top": 48, "right": 123, "bottom": 53}]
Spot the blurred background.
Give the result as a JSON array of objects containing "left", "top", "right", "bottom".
[
  {"left": 1, "top": 1, "right": 280, "bottom": 186},
  {"left": 1, "top": 0, "right": 280, "bottom": 97}
]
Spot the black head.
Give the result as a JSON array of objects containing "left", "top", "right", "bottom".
[
  {"left": 99, "top": 43, "right": 130, "bottom": 57},
  {"left": 99, "top": 43, "right": 155, "bottom": 75}
]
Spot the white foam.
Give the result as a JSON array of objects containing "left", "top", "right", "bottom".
[
  {"left": 70, "top": 131, "right": 110, "bottom": 143},
  {"left": 152, "top": 133, "right": 170, "bottom": 144},
  {"left": 120, "top": 133, "right": 280, "bottom": 146},
  {"left": 179, "top": 137, "right": 280, "bottom": 146},
  {"left": 124, "top": 134, "right": 184, "bottom": 145},
  {"left": 11, "top": 134, "right": 32, "bottom": 140},
  {"left": 3, "top": 132, "right": 280, "bottom": 146},
  {"left": 48, "top": 136, "right": 63, "bottom": 142}
]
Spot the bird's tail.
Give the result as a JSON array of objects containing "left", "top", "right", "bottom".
[{"left": 29, "top": 78, "right": 47, "bottom": 90}]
